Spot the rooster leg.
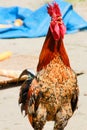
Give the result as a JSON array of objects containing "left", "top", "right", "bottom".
[
  {"left": 54, "top": 103, "right": 73, "bottom": 130},
  {"left": 31, "top": 103, "right": 47, "bottom": 130}
]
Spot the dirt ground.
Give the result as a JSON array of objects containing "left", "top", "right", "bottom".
[{"left": 0, "top": 0, "right": 87, "bottom": 130}]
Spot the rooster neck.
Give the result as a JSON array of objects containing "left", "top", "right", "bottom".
[{"left": 37, "top": 29, "right": 70, "bottom": 72}]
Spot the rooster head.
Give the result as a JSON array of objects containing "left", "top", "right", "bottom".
[{"left": 47, "top": 2, "right": 66, "bottom": 40}]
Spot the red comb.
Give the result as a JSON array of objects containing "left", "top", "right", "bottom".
[
  {"left": 47, "top": 2, "right": 61, "bottom": 18},
  {"left": 47, "top": 2, "right": 66, "bottom": 40}
]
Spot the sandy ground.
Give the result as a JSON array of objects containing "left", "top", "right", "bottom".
[{"left": 0, "top": 0, "right": 87, "bottom": 130}]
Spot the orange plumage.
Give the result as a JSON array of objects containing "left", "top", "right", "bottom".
[
  {"left": 19, "top": 2, "right": 79, "bottom": 130},
  {"left": 37, "top": 28, "right": 70, "bottom": 72}
]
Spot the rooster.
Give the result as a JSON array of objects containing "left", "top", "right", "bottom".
[{"left": 18, "top": 2, "right": 79, "bottom": 130}]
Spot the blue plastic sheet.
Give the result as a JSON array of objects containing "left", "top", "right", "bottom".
[{"left": 0, "top": 0, "right": 87, "bottom": 38}]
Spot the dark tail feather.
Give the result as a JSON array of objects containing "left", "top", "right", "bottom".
[
  {"left": 18, "top": 69, "right": 36, "bottom": 115},
  {"left": 71, "top": 94, "right": 78, "bottom": 112},
  {"left": 18, "top": 79, "right": 32, "bottom": 104},
  {"left": 18, "top": 69, "right": 35, "bottom": 81},
  {"left": 71, "top": 87, "right": 79, "bottom": 113}
]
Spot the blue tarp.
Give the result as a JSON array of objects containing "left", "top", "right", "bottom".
[{"left": 0, "top": 0, "right": 87, "bottom": 38}]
